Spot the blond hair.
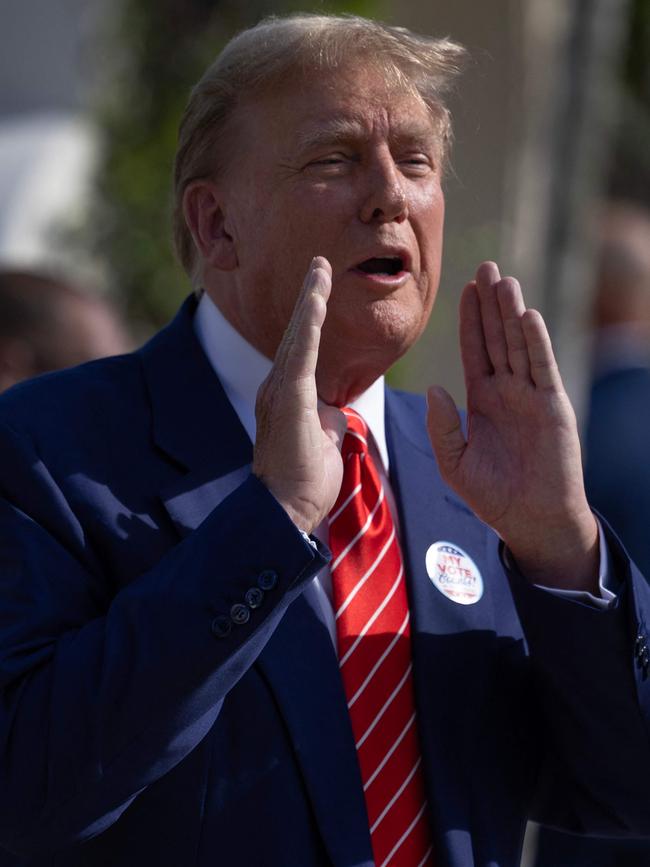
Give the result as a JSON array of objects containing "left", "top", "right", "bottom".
[{"left": 173, "top": 13, "right": 466, "bottom": 280}]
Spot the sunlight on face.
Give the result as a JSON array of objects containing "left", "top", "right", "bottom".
[{"left": 216, "top": 64, "right": 445, "bottom": 383}]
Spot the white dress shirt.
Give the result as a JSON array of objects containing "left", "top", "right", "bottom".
[{"left": 193, "top": 291, "right": 615, "bottom": 640}]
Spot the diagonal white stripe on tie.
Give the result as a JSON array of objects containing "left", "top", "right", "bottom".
[
  {"left": 339, "top": 564, "right": 403, "bottom": 668},
  {"left": 335, "top": 524, "right": 396, "bottom": 619},
  {"left": 363, "top": 712, "right": 416, "bottom": 791},
  {"left": 328, "top": 406, "right": 433, "bottom": 866},
  {"left": 370, "top": 757, "right": 422, "bottom": 834},
  {"left": 346, "top": 611, "right": 410, "bottom": 706},
  {"left": 378, "top": 801, "right": 428, "bottom": 867},
  {"left": 355, "top": 662, "right": 412, "bottom": 749},
  {"left": 330, "top": 486, "right": 385, "bottom": 572},
  {"left": 329, "top": 482, "right": 363, "bottom": 523}
]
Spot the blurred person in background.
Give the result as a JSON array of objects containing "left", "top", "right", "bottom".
[
  {"left": 535, "top": 201, "right": 650, "bottom": 867},
  {"left": 585, "top": 202, "right": 650, "bottom": 578},
  {"left": 0, "top": 269, "right": 131, "bottom": 391},
  {"left": 0, "top": 15, "right": 650, "bottom": 867}
]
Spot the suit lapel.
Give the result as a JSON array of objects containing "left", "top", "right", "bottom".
[
  {"left": 385, "top": 389, "right": 498, "bottom": 845},
  {"left": 140, "top": 298, "right": 373, "bottom": 866},
  {"left": 139, "top": 296, "right": 254, "bottom": 535},
  {"left": 257, "top": 589, "right": 374, "bottom": 866}
]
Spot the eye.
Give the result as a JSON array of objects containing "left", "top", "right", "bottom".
[
  {"left": 304, "top": 152, "right": 357, "bottom": 172},
  {"left": 399, "top": 154, "right": 433, "bottom": 175}
]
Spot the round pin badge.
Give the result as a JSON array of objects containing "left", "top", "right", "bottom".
[{"left": 425, "top": 541, "right": 484, "bottom": 605}]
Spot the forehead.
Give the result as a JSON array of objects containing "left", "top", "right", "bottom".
[{"left": 238, "top": 65, "right": 439, "bottom": 152}]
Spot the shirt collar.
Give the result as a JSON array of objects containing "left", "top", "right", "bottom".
[{"left": 193, "top": 292, "right": 389, "bottom": 470}]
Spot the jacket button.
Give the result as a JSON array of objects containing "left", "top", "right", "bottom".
[
  {"left": 211, "top": 615, "right": 232, "bottom": 638},
  {"left": 258, "top": 570, "right": 278, "bottom": 591},
  {"left": 245, "top": 587, "right": 265, "bottom": 609},
  {"left": 230, "top": 603, "right": 251, "bottom": 625}
]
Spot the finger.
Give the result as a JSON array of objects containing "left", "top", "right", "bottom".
[
  {"left": 272, "top": 259, "right": 316, "bottom": 370},
  {"left": 279, "top": 258, "right": 329, "bottom": 351},
  {"left": 426, "top": 385, "right": 467, "bottom": 480},
  {"left": 459, "top": 281, "right": 492, "bottom": 384},
  {"left": 476, "top": 261, "right": 509, "bottom": 373},
  {"left": 495, "top": 277, "right": 529, "bottom": 378},
  {"left": 283, "top": 263, "right": 332, "bottom": 381},
  {"left": 521, "top": 309, "right": 563, "bottom": 391},
  {"left": 274, "top": 257, "right": 331, "bottom": 376}
]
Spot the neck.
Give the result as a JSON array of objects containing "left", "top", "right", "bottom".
[
  {"left": 206, "top": 284, "right": 392, "bottom": 409},
  {"left": 315, "top": 364, "right": 383, "bottom": 407}
]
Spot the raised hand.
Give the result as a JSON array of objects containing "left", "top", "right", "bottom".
[
  {"left": 253, "top": 257, "right": 346, "bottom": 535},
  {"left": 426, "top": 261, "right": 598, "bottom": 590}
]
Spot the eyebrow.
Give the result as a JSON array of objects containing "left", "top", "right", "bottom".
[{"left": 294, "top": 117, "right": 438, "bottom": 154}]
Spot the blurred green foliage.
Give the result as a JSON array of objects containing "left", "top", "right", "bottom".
[
  {"left": 91, "top": 0, "right": 650, "bottom": 347},
  {"left": 609, "top": 0, "right": 650, "bottom": 202},
  {"left": 623, "top": 0, "right": 649, "bottom": 108},
  {"left": 91, "top": 0, "right": 386, "bottom": 333}
]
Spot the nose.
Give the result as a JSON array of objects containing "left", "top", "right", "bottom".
[{"left": 359, "top": 154, "right": 408, "bottom": 224}]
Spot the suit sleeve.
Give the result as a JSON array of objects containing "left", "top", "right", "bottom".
[
  {"left": 507, "top": 521, "right": 650, "bottom": 836},
  {"left": 0, "top": 420, "right": 328, "bottom": 857}
]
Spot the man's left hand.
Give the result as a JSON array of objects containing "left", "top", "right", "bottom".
[{"left": 426, "top": 261, "right": 599, "bottom": 592}]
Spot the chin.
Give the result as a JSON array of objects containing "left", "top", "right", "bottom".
[
  {"left": 364, "top": 298, "right": 427, "bottom": 352},
  {"left": 326, "top": 301, "right": 426, "bottom": 370}
]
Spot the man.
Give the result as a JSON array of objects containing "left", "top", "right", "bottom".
[
  {"left": 0, "top": 14, "right": 649, "bottom": 867},
  {"left": 0, "top": 269, "right": 131, "bottom": 392},
  {"left": 585, "top": 202, "right": 650, "bottom": 579},
  {"left": 536, "top": 204, "right": 650, "bottom": 867}
]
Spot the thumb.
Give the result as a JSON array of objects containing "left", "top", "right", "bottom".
[
  {"left": 426, "top": 385, "right": 467, "bottom": 479},
  {"left": 318, "top": 401, "right": 347, "bottom": 451}
]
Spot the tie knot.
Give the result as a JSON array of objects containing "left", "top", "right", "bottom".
[{"left": 341, "top": 407, "right": 369, "bottom": 456}]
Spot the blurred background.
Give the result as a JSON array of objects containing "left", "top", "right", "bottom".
[
  {"left": 1, "top": 0, "right": 649, "bottom": 863},
  {"left": 1, "top": 0, "right": 648, "bottom": 405}
]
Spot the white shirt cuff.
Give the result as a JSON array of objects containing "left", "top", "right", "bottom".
[{"left": 533, "top": 518, "right": 617, "bottom": 609}]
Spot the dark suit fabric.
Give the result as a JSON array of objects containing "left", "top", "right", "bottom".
[
  {"left": 534, "top": 363, "right": 650, "bottom": 867},
  {"left": 0, "top": 297, "right": 649, "bottom": 867}
]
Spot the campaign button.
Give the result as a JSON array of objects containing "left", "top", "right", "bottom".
[{"left": 425, "top": 541, "right": 484, "bottom": 605}]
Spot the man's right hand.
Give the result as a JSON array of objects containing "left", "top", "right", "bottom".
[{"left": 252, "top": 257, "right": 346, "bottom": 535}]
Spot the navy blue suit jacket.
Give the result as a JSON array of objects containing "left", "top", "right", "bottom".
[{"left": 1, "top": 297, "right": 650, "bottom": 867}]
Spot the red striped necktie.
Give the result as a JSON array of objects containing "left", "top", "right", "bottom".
[{"left": 328, "top": 407, "right": 433, "bottom": 867}]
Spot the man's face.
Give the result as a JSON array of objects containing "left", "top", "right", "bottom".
[{"left": 214, "top": 64, "right": 445, "bottom": 389}]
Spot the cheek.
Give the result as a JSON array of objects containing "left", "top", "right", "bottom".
[
  {"left": 290, "top": 180, "right": 357, "bottom": 228},
  {"left": 273, "top": 190, "right": 353, "bottom": 268},
  {"left": 411, "top": 190, "right": 444, "bottom": 274},
  {"left": 411, "top": 184, "right": 444, "bottom": 231}
]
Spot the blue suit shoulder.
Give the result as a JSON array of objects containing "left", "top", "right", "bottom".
[{"left": 0, "top": 353, "right": 147, "bottom": 462}]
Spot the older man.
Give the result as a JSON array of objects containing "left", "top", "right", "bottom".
[{"left": 0, "top": 14, "right": 649, "bottom": 867}]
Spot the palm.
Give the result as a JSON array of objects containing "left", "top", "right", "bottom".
[
  {"left": 427, "top": 262, "right": 596, "bottom": 585},
  {"left": 458, "top": 367, "right": 580, "bottom": 538}
]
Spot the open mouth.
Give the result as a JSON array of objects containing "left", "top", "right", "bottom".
[{"left": 354, "top": 256, "right": 406, "bottom": 277}]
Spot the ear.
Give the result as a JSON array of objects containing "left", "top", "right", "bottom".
[{"left": 182, "top": 178, "right": 238, "bottom": 271}]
